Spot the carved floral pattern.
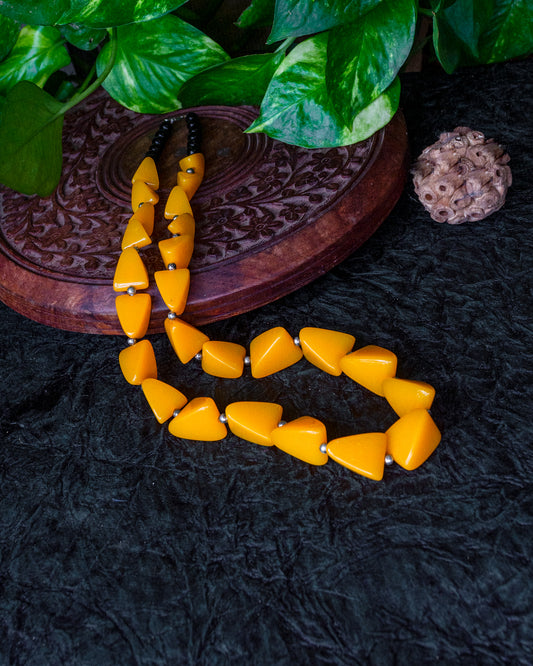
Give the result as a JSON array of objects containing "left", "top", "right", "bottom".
[{"left": 0, "top": 90, "right": 377, "bottom": 282}]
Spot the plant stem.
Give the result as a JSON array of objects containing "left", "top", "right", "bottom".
[
  {"left": 275, "top": 37, "right": 295, "bottom": 54},
  {"left": 74, "top": 62, "right": 97, "bottom": 98},
  {"left": 58, "top": 27, "right": 118, "bottom": 116}
]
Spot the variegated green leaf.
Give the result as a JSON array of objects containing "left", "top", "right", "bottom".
[{"left": 96, "top": 15, "right": 229, "bottom": 113}]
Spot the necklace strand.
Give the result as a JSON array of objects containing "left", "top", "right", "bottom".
[{"left": 113, "top": 115, "right": 441, "bottom": 480}]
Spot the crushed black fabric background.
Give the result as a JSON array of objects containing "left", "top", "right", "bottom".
[{"left": 1, "top": 60, "right": 532, "bottom": 665}]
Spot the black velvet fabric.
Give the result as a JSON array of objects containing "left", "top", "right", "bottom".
[{"left": 1, "top": 60, "right": 532, "bottom": 665}]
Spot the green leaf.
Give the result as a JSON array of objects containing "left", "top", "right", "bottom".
[
  {"left": 0, "top": 25, "right": 71, "bottom": 95},
  {"left": 433, "top": 0, "right": 532, "bottom": 71},
  {"left": 236, "top": 0, "right": 276, "bottom": 29},
  {"left": 268, "top": 0, "right": 384, "bottom": 43},
  {"left": 96, "top": 15, "right": 229, "bottom": 114},
  {"left": 0, "top": 81, "right": 64, "bottom": 196},
  {"left": 0, "top": 14, "right": 20, "bottom": 61},
  {"left": 177, "top": 52, "right": 284, "bottom": 107},
  {"left": 246, "top": 34, "right": 400, "bottom": 148},
  {"left": 0, "top": 1, "right": 189, "bottom": 28},
  {"left": 433, "top": 0, "right": 496, "bottom": 71},
  {"left": 0, "top": 1, "right": 70, "bottom": 26},
  {"left": 59, "top": 0, "right": 190, "bottom": 29},
  {"left": 60, "top": 23, "right": 107, "bottom": 51},
  {"left": 326, "top": 0, "right": 416, "bottom": 126},
  {"left": 477, "top": 0, "right": 533, "bottom": 63}
]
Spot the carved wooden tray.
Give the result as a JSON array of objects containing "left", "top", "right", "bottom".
[{"left": 0, "top": 90, "right": 408, "bottom": 334}]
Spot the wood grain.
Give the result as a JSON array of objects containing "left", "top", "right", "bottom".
[{"left": 0, "top": 90, "right": 408, "bottom": 334}]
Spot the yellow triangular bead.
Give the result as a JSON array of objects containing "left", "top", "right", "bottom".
[
  {"left": 119, "top": 339, "right": 157, "bottom": 385},
  {"left": 167, "top": 213, "right": 195, "bottom": 237},
  {"left": 386, "top": 409, "right": 441, "bottom": 470},
  {"left": 201, "top": 341, "right": 246, "bottom": 378},
  {"left": 131, "top": 180, "right": 158, "bottom": 210},
  {"left": 226, "top": 401, "right": 283, "bottom": 447},
  {"left": 113, "top": 247, "right": 149, "bottom": 292},
  {"left": 179, "top": 153, "right": 205, "bottom": 178},
  {"left": 164, "top": 185, "right": 192, "bottom": 219},
  {"left": 340, "top": 345, "right": 397, "bottom": 396},
  {"left": 131, "top": 156, "right": 159, "bottom": 188},
  {"left": 115, "top": 293, "right": 151, "bottom": 338},
  {"left": 165, "top": 317, "right": 209, "bottom": 363},
  {"left": 270, "top": 416, "right": 328, "bottom": 466},
  {"left": 158, "top": 235, "right": 194, "bottom": 269},
  {"left": 154, "top": 269, "right": 190, "bottom": 314},
  {"left": 299, "top": 327, "right": 355, "bottom": 375},
  {"left": 178, "top": 170, "right": 203, "bottom": 199},
  {"left": 168, "top": 397, "right": 227, "bottom": 441},
  {"left": 141, "top": 378, "right": 187, "bottom": 424},
  {"left": 327, "top": 433, "right": 387, "bottom": 480},
  {"left": 131, "top": 203, "right": 155, "bottom": 235},
  {"left": 121, "top": 218, "right": 151, "bottom": 250},
  {"left": 250, "top": 327, "right": 303, "bottom": 378},
  {"left": 382, "top": 378, "right": 436, "bottom": 417}
]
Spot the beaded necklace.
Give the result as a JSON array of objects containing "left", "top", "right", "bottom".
[{"left": 113, "top": 115, "right": 441, "bottom": 481}]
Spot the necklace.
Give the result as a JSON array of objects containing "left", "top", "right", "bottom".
[{"left": 112, "top": 114, "right": 441, "bottom": 481}]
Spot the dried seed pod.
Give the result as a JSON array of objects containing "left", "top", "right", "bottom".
[{"left": 412, "top": 127, "right": 512, "bottom": 224}]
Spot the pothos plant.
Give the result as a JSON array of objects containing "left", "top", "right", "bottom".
[{"left": 0, "top": 0, "right": 530, "bottom": 197}]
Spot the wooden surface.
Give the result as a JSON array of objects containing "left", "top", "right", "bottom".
[{"left": 0, "top": 90, "right": 408, "bottom": 334}]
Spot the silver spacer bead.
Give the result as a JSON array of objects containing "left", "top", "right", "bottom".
[
  {"left": 385, "top": 454, "right": 394, "bottom": 466},
  {"left": 195, "top": 351, "right": 202, "bottom": 361},
  {"left": 219, "top": 413, "right": 228, "bottom": 424},
  {"left": 167, "top": 263, "right": 177, "bottom": 271},
  {"left": 127, "top": 338, "right": 136, "bottom": 345},
  {"left": 126, "top": 286, "right": 136, "bottom": 296},
  {"left": 186, "top": 168, "right": 195, "bottom": 174},
  {"left": 277, "top": 420, "right": 286, "bottom": 428},
  {"left": 319, "top": 443, "right": 327, "bottom": 454},
  {"left": 293, "top": 336, "right": 301, "bottom": 347},
  {"left": 244, "top": 356, "right": 251, "bottom": 366},
  {"left": 167, "top": 311, "right": 177, "bottom": 319},
  {"left": 172, "top": 408, "right": 181, "bottom": 418}
]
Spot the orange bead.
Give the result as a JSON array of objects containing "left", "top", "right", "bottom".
[
  {"left": 141, "top": 378, "right": 187, "bottom": 424},
  {"left": 119, "top": 339, "right": 157, "bottom": 385},
  {"left": 386, "top": 409, "right": 441, "bottom": 470},
  {"left": 164, "top": 186, "right": 193, "bottom": 219},
  {"left": 167, "top": 213, "right": 195, "bottom": 237},
  {"left": 131, "top": 156, "right": 159, "bottom": 188},
  {"left": 201, "top": 341, "right": 246, "bottom": 378},
  {"left": 179, "top": 153, "right": 205, "bottom": 178},
  {"left": 270, "top": 416, "right": 328, "bottom": 466},
  {"left": 168, "top": 397, "right": 227, "bottom": 441},
  {"left": 121, "top": 218, "right": 151, "bottom": 250},
  {"left": 249, "top": 327, "right": 303, "bottom": 378},
  {"left": 154, "top": 268, "right": 190, "bottom": 314},
  {"left": 382, "top": 377, "right": 435, "bottom": 417},
  {"left": 115, "top": 292, "right": 151, "bottom": 339},
  {"left": 113, "top": 247, "right": 149, "bottom": 292},
  {"left": 158, "top": 235, "right": 194, "bottom": 269},
  {"left": 225, "top": 401, "right": 283, "bottom": 446},
  {"left": 299, "top": 327, "right": 355, "bottom": 375},
  {"left": 131, "top": 203, "right": 155, "bottom": 236},
  {"left": 178, "top": 170, "right": 203, "bottom": 199},
  {"left": 164, "top": 317, "right": 209, "bottom": 363},
  {"left": 131, "top": 180, "right": 158, "bottom": 211},
  {"left": 340, "top": 345, "right": 397, "bottom": 396},
  {"left": 327, "top": 433, "right": 387, "bottom": 480}
]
